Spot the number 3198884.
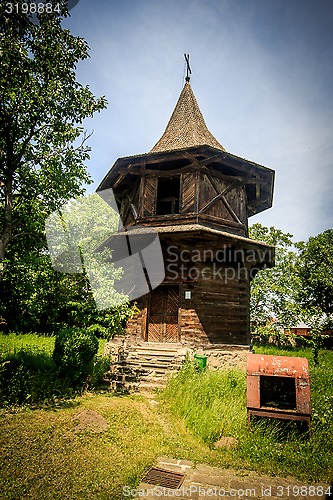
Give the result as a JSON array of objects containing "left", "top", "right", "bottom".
[{"left": 4, "top": 3, "right": 61, "bottom": 15}]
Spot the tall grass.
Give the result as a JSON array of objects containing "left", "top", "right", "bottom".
[
  {"left": 0, "top": 333, "right": 106, "bottom": 356},
  {"left": 163, "top": 362, "right": 246, "bottom": 443},
  {"left": 162, "top": 349, "right": 333, "bottom": 482}
]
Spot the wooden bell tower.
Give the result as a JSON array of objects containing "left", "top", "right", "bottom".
[{"left": 98, "top": 64, "right": 275, "bottom": 348}]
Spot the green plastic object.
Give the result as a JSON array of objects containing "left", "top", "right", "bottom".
[{"left": 194, "top": 353, "right": 207, "bottom": 370}]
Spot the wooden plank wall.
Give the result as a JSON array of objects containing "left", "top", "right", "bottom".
[
  {"left": 137, "top": 172, "right": 247, "bottom": 227},
  {"left": 181, "top": 172, "right": 196, "bottom": 213},
  {"left": 179, "top": 266, "right": 249, "bottom": 345},
  {"left": 140, "top": 176, "right": 157, "bottom": 217}
]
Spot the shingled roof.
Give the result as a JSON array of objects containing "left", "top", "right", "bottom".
[{"left": 150, "top": 81, "right": 226, "bottom": 153}]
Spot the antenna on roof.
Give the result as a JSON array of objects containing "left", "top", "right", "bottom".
[{"left": 184, "top": 54, "right": 192, "bottom": 82}]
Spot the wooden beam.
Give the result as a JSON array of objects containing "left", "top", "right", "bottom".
[
  {"left": 181, "top": 151, "right": 227, "bottom": 168},
  {"left": 221, "top": 194, "right": 242, "bottom": 225},
  {"left": 208, "top": 174, "right": 243, "bottom": 224},
  {"left": 126, "top": 165, "right": 195, "bottom": 177},
  {"left": 112, "top": 172, "right": 126, "bottom": 189},
  {"left": 199, "top": 183, "right": 235, "bottom": 214},
  {"left": 123, "top": 164, "right": 271, "bottom": 190},
  {"left": 121, "top": 179, "right": 140, "bottom": 223}
]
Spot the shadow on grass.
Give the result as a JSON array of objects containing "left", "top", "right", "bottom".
[{"left": 248, "top": 415, "right": 312, "bottom": 442}]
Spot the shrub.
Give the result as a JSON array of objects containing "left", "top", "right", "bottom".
[
  {"left": 86, "top": 323, "right": 110, "bottom": 339},
  {"left": 53, "top": 328, "right": 98, "bottom": 386}
]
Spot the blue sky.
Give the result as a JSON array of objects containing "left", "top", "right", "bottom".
[{"left": 63, "top": 0, "right": 333, "bottom": 242}]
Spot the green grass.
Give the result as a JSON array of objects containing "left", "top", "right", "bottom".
[
  {"left": 0, "top": 332, "right": 56, "bottom": 354},
  {"left": 162, "top": 348, "right": 333, "bottom": 483},
  {"left": 0, "top": 333, "right": 108, "bottom": 406},
  {"left": 0, "top": 332, "right": 106, "bottom": 356},
  {"left": 0, "top": 393, "right": 159, "bottom": 499},
  {"left": 0, "top": 392, "right": 217, "bottom": 499}
]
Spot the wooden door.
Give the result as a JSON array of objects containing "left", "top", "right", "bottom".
[{"left": 147, "top": 286, "right": 179, "bottom": 342}]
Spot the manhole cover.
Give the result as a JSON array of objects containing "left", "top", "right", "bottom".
[{"left": 142, "top": 467, "right": 185, "bottom": 489}]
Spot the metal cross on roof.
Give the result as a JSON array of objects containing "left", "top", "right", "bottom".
[{"left": 184, "top": 53, "right": 192, "bottom": 82}]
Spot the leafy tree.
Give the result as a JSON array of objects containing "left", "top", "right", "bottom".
[
  {"left": 0, "top": 1, "right": 107, "bottom": 280},
  {"left": 297, "top": 229, "right": 333, "bottom": 319},
  {"left": 0, "top": 3, "right": 136, "bottom": 336},
  {"left": 0, "top": 192, "right": 137, "bottom": 336},
  {"left": 1, "top": 253, "right": 135, "bottom": 336},
  {"left": 249, "top": 223, "right": 301, "bottom": 331},
  {"left": 293, "top": 229, "right": 333, "bottom": 364}
]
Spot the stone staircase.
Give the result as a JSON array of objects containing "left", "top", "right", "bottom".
[{"left": 103, "top": 342, "right": 189, "bottom": 393}]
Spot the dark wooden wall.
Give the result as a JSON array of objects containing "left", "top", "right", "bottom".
[
  {"left": 179, "top": 279, "right": 249, "bottom": 346},
  {"left": 125, "top": 272, "right": 249, "bottom": 347}
]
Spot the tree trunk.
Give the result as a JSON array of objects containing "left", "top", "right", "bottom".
[{"left": 0, "top": 175, "right": 14, "bottom": 281}]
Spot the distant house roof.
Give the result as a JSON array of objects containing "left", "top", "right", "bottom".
[
  {"left": 290, "top": 322, "right": 311, "bottom": 329},
  {"left": 150, "top": 81, "right": 225, "bottom": 153}
]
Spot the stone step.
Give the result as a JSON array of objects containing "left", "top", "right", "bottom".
[
  {"left": 127, "top": 353, "right": 183, "bottom": 362},
  {"left": 125, "top": 355, "right": 185, "bottom": 365},
  {"left": 126, "top": 355, "right": 184, "bottom": 364},
  {"left": 127, "top": 350, "right": 186, "bottom": 363},
  {"left": 133, "top": 342, "right": 184, "bottom": 349},
  {"left": 137, "top": 375, "right": 167, "bottom": 386},
  {"left": 105, "top": 362, "right": 182, "bottom": 378},
  {"left": 128, "top": 357, "right": 184, "bottom": 366},
  {"left": 106, "top": 359, "right": 183, "bottom": 374},
  {"left": 104, "top": 341, "right": 188, "bottom": 393},
  {"left": 137, "top": 381, "right": 167, "bottom": 391},
  {"left": 128, "top": 345, "right": 186, "bottom": 355},
  {"left": 126, "top": 362, "right": 177, "bottom": 372}
]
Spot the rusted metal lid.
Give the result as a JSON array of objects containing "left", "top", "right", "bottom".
[{"left": 247, "top": 353, "right": 309, "bottom": 379}]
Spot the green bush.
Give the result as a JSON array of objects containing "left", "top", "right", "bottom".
[
  {"left": 86, "top": 323, "right": 110, "bottom": 339},
  {"left": 0, "top": 334, "right": 108, "bottom": 406},
  {"left": 53, "top": 328, "right": 98, "bottom": 386},
  {"left": 89, "top": 355, "right": 112, "bottom": 388}
]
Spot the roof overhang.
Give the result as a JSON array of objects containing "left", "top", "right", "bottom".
[
  {"left": 97, "top": 145, "right": 274, "bottom": 217},
  {"left": 97, "top": 223, "right": 275, "bottom": 269}
]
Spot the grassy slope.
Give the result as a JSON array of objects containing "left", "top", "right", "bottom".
[{"left": 0, "top": 393, "right": 214, "bottom": 500}]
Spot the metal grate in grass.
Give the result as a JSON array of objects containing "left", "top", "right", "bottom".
[{"left": 141, "top": 467, "right": 185, "bottom": 489}]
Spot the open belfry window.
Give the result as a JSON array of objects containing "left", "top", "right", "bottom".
[{"left": 156, "top": 176, "right": 180, "bottom": 215}]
